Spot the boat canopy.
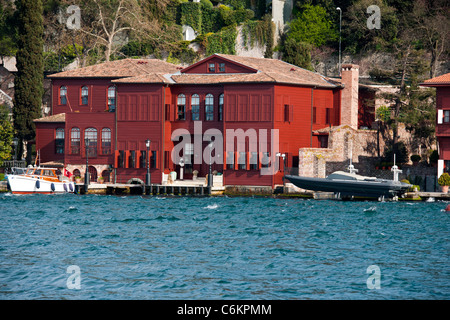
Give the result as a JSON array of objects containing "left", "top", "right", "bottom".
[{"left": 327, "top": 171, "right": 377, "bottom": 181}]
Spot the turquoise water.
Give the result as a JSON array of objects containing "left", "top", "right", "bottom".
[{"left": 0, "top": 193, "right": 448, "bottom": 300}]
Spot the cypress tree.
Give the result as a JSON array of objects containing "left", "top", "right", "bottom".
[{"left": 13, "top": 0, "right": 44, "bottom": 164}]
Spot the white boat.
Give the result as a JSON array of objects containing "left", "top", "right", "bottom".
[{"left": 6, "top": 167, "right": 75, "bottom": 194}]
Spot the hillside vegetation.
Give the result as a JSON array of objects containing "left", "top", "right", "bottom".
[{"left": 1, "top": 0, "right": 448, "bottom": 79}]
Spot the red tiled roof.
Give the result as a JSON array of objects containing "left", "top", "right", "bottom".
[
  {"left": 117, "top": 54, "right": 337, "bottom": 88},
  {"left": 47, "top": 54, "right": 337, "bottom": 88},
  {"left": 421, "top": 73, "right": 450, "bottom": 86},
  {"left": 33, "top": 113, "right": 66, "bottom": 123},
  {"left": 112, "top": 73, "right": 173, "bottom": 84},
  {"left": 47, "top": 59, "right": 181, "bottom": 79}
]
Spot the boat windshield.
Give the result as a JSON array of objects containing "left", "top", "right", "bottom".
[
  {"left": 43, "top": 169, "right": 54, "bottom": 176},
  {"left": 34, "top": 169, "right": 42, "bottom": 175},
  {"left": 26, "top": 168, "right": 34, "bottom": 175}
]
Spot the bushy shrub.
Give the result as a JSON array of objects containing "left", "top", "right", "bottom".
[{"left": 438, "top": 173, "right": 450, "bottom": 186}]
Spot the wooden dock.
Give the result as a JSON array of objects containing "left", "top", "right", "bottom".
[{"left": 75, "top": 183, "right": 225, "bottom": 196}]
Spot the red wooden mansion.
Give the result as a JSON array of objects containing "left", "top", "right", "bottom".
[
  {"left": 34, "top": 54, "right": 368, "bottom": 188},
  {"left": 422, "top": 72, "right": 450, "bottom": 178}
]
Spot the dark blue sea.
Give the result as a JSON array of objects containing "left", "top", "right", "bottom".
[{"left": 0, "top": 193, "right": 448, "bottom": 300}]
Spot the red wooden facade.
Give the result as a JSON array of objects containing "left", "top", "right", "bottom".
[
  {"left": 422, "top": 74, "right": 450, "bottom": 177},
  {"left": 35, "top": 55, "right": 353, "bottom": 187}
]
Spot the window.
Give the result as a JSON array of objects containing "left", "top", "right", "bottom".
[
  {"left": 208, "top": 63, "right": 215, "bottom": 73},
  {"left": 319, "top": 135, "right": 328, "bottom": 148},
  {"left": 150, "top": 151, "right": 157, "bottom": 169},
  {"left": 261, "top": 152, "right": 270, "bottom": 168},
  {"left": 85, "top": 128, "right": 97, "bottom": 157},
  {"left": 118, "top": 150, "right": 125, "bottom": 168},
  {"left": 81, "top": 86, "right": 89, "bottom": 105},
  {"left": 138, "top": 150, "right": 156, "bottom": 169},
  {"left": 101, "top": 128, "right": 111, "bottom": 155},
  {"left": 219, "top": 63, "right": 225, "bottom": 72},
  {"left": 140, "top": 150, "right": 147, "bottom": 169},
  {"left": 284, "top": 105, "right": 290, "bottom": 122},
  {"left": 183, "top": 143, "right": 194, "bottom": 173},
  {"left": 444, "top": 110, "right": 450, "bottom": 123},
  {"left": 226, "top": 151, "right": 234, "bottom": 170},
  {"left": 70, "top": 127, "right": 80, "bottom": 154},
  {"left": 205, "top": 94, "right": 214, "bottom": 121},
  {"left": 177, "top": 94, "right": 186, "bottom": 120},
  {"left": 191, "top": 94, "right": 200, "bottom": 121},
  {"left": 219, "top": 93, "right": 224, "bottom": 121},
  {"left": 238, "top": 152, "right": 246, "bottom": 170},
  {"left": 129, "top": 150, "right": 136, "bottom": 168},
  {"left": 108, "top": 86, "right": 116, "bottom": 112},
  {"left": 250, "top": 152, "right": 258, "bottom": 170},
  {"left": 60, "top": 86, "right": 67, "bottom": 105},
  {"left": 55, "top": 128, "right": 65, "bottom": 154}
]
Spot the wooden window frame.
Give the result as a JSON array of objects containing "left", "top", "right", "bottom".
[
  {"left": 84, "top": 127, "right": 98, "bottom": 157},
  {"left": 191, "top": 94, "right": 200, "bottom": 121},
  {"left": 177, "top": 94, "right": 186, "bottom": 120},
  {"left": 81, "top": 86, "right": 89, "bottom": 105},
  {"left": 205, "top": 93, "right": 214, "bottom": 121},
  {"left": 59, "top": 86, "right": 67, "bottom": 105},
  {"left": 107, "top": 86, "right": 116, "bottom": 112},
  {"left": 70, "top": 127, "right": 80, "bottom": 155},
  {"left": 55, "top": 128, "right": 65, "bottom": 154},
  {"left": 101, "top": 128, "right": 112, "bottom": 155}
]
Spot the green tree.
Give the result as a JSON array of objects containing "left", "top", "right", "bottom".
[
  {"left": 0, "top": 0, "right": 19, "bottom": 57},
  {"left": 344, "top": 0, "right": 399, "bottom": 54},
  {"left": 13, "top": 0, "right": 44, "bottom": 164},
  {"left": 282, "top": 38, "right": 313, "bottom": 71},
  {"left": 410, "top": 0, "right": 449, "bottom": 78},
  {"left": 0, "top": 104, "right": 13, "bottom": 166},
  {"left": 287, "top": 4, "right": 337, "bottom": 48},
  {"left": 378, "top": 29, "right": 430, "bottom": 159}
]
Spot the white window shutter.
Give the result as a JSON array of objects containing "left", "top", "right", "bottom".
[{"left": 438, "top": 109, "right": 443, "bottom": 124}]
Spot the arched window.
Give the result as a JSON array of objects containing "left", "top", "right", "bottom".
[
  {"left": 108, "top": 86, "right": 116, "bottom": 112},
  {"left": 191, "top": 94, "right": 200, "bottom": 121},
  {"left": 205, "top": 94, "right": 214, "bottom": 121},
  {"left": 177, "top": 94, "right": 186, "bottom": 120},
  {"left": 101, "top": 128, "right": 111, "bottom": 155},
  {"left": 81, "top": 86, "right": 89, "bottom": 105},
  {"left": 60, "top": 86, "right": 67, "bottom": 105},
  {"left": 101, "top": 170, "right": 110, "bottom": 183},
  {"left": 70, "top": 127, "right": 80, "bottom": 154},
  {"left": 55, "top": 128, "right": 65, "bottom": 154},
  {"left": 219, "top": 93, "right": 224, "bottom": 121},
  {"left": 85, "top": 128, "right": 97, "bottom": 157},
  {"left": 73, "top": 169, "right": 81, "bottom": 178}
]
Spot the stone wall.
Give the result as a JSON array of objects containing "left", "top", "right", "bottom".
[
  {"left": 299, "top": 125, "right": 384, "bottom": 178},
  {"left": 294, "top": 124, "right": 440, "bottom": 191}
]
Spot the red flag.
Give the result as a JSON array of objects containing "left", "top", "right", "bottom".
[{"left": 64, "top": 169, "right": 72, "bottom": 178}]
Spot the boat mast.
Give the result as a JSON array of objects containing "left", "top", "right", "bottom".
[
  {"left": 348, "top": 141, "right": 358, "bottom": 174},
  {"left": 391, "top": 154, "right": 402, "bottom": 182}
]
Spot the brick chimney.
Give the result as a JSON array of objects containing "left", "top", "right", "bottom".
[{"left": 340, "top": 64, "right": 359, "bottom": 128}]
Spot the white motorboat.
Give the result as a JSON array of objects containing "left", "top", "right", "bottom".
[{"left": 6, "top": 167, "right": 75, "bottom": 194}]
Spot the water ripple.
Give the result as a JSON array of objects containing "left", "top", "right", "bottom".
[{"left": 0, "top": 194, "right": 448, "bottom": 299}]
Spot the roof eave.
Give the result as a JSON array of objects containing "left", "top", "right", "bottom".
[{"left": 420, "top": 82, "right": 450, "bottom": 87}]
